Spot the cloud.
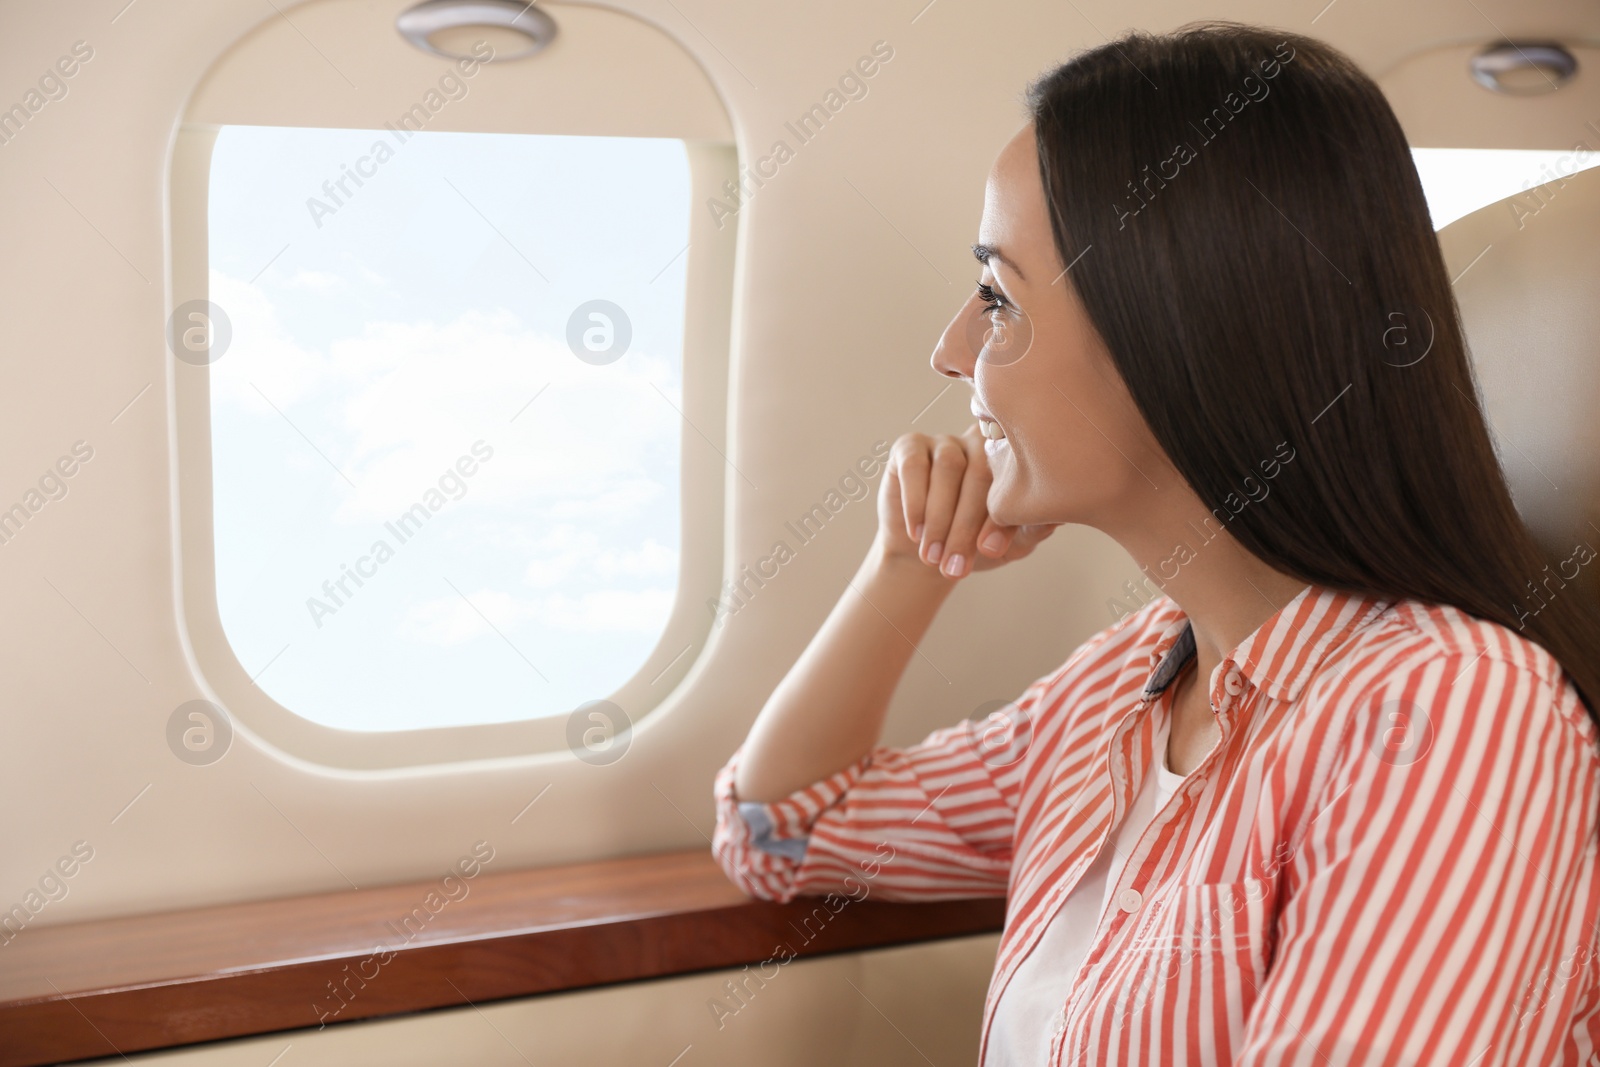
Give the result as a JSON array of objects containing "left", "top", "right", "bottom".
[
  {"left": 208, "top": 268, "right": 334, "bottom": 407},
  {"left": 595, "top": 539, "right": 678, "bottom": 579},
  {"left": 537, "top": 588, "right": 676, "bottom": 632},
  {"left": 205, "top": 275, "right": 684, "bottom": 529},
  {"left": 522, "top": 525, "right": 679, "bottom": 587},
  {"left": 279, "top": 269, "right": 347, "bottom": 292},
  {"left": 323, "top": 307, "right": 680, "bottom": 524},
  {"left": 398, "top": 586, "right": 676, "bottom": 644},
  {"left": 207, "top": 271, "right": 686, "bottom": 661}
]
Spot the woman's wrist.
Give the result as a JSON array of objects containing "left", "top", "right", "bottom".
[{"left": 862, "top": 533, "right": 960, "bottom": 602}]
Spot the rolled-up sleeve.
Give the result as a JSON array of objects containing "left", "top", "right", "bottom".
[
  {"left": 712, "top": 689, "right": 1043, "bottom": 904},
  {"left": 1235, "top": 651, "right": 1600, "bottom": 1065}
]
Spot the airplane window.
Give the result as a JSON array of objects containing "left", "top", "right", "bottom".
[
  {"left": 205, "top": 125, "right": 691, "bottom": 732},
  {"left": 1411, "top": 147, "right": 1600, "bottom": 229}
]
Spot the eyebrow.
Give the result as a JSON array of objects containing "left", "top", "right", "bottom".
[{"left": 971, "top": 242, "right": 1027, "bottom": 283}]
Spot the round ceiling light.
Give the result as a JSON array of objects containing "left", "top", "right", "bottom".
[
  {"left": 1469, "top": 41, "right": 1577, "bottom": 95},
  {"left": 396, "top": 0, "right": 557, "bottom": 62}
]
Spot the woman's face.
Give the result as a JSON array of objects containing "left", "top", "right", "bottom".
[{"left": 930, "top": 122, "right": 1177, "bottom": 532}]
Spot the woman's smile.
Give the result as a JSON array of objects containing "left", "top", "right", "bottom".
[{"left": 972, "top": 401, "right": 1009, "bottom": 457}]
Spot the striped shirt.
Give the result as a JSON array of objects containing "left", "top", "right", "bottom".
[{"left": 711, "top": 582, "right": 1600, "bottom": 1064}]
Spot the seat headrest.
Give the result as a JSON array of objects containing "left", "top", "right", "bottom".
[{"left": 1438, "top": 165, "right": 1600, "bottom": 556}]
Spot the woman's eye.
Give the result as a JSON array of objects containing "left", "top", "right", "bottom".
[{"left": 975, "top": 281, "right": 1005, "bottom": 314}]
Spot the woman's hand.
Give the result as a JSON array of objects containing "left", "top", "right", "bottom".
[{"left": 875, "top": 424, "right": 1058, "bottom": 579}]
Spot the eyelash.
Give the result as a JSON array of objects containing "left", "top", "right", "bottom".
[{"left": 975, "top": 281, "right": 1006, "bottom": 314}]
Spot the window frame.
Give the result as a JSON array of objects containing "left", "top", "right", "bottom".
[{"left": 167, "top": 6, "right": 738, "bottom": 771}]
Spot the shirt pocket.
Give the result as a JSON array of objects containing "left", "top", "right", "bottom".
[
  {"left": 1078, "top": 878, "right": 1273, "bottom": 1063},
  {"left": 1141, "top": 877, "right": 1272, "bottom": 976}
]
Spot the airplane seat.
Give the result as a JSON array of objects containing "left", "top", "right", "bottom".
[{"left": 1437, "top": 164, "right": 1600, "bottom": 576}]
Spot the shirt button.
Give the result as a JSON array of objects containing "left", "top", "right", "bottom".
[
  {"left": 1053, "top": 1007, "right": 1068, "bottom": 1034},
  {"left": 1224, "top": 668, "right": 1244, "bottom": 695},
  {"left": 1117, "top": 887, "right": 1143, "bottom": 913}
]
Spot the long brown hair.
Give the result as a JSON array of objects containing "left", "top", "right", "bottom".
[{"left": 1025, "top": 22, "right": 1600, "bottom": 724}]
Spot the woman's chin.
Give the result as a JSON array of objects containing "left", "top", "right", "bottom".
[
  {"left": 989, "top": 479, "right": 1071, "bottom": 530},
  {"left": 986, "top": 483, "right": 1028, "bottom": 529}
]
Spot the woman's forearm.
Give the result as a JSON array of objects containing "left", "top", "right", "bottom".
[{"left": 732, "top": 535, "right": 956, "bottom": 802}]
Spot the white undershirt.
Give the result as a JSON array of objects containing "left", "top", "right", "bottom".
[{"left": 985, "top": 713, "right": 1187, "bottom": 1066}]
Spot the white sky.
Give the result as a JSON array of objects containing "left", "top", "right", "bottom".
[{"left": 208, "top": 127, "right": 690, "bottom": 731}]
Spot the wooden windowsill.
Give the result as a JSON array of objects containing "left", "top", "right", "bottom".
[{"left": 0, "top": 848, "right": 1005, "bottom": 1066}]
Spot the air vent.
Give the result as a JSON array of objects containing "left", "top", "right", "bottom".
[
  {"left": 396, "top": 0, "right": 557, "bottom": 62},
  {"left": 1469, "top": 41, "right": 1576, "bottom": 95}
]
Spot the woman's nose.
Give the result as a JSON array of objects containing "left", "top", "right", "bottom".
[{"left": 930, "top": 292, "right": 983, "bottom": 380}]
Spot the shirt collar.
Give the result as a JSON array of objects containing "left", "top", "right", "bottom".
[
  {"left": 1141, "top": 618, "right": 1195, "bottom": 701},
  {"left": 1140, "top": 582, "right": 1393, "bottom": 708}
]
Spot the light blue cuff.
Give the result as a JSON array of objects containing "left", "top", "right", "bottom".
[{"left": 738, "top": 801, "right": 809, "bottom": 862}]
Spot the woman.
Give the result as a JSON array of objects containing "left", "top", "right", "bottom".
[{"left": 712, "top": 21, "right": 1600, "bottom": 1066}]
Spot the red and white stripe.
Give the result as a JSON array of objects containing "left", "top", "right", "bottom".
[{"left": 712, "top": 583, "right": 1600, "bottom": 1064}]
